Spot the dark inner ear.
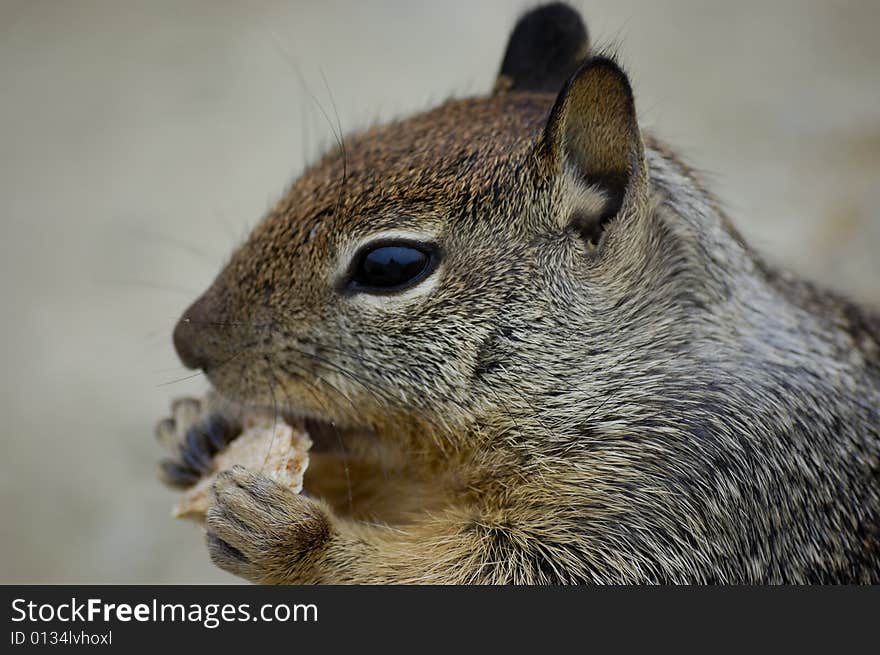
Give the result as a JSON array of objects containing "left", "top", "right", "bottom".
[
  {"left": 543, "top": 56, "right": 643, "bottom": 245},
  {"left": 583, "top": 169, "right": 629, "bottom": 214},
  {"left": 567, "top": 182, "right": 627, "bottom": 247},
  {"left": 496, "top": 3, "right": 589, "bottom": 94}
]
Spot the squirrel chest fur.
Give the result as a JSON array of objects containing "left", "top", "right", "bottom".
[{"left": 160, "top": 3, "right": 880, "bottom": 583}]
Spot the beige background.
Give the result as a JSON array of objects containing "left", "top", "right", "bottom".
[{"left": 1, "top": 0, "right": 878, "bottom": 583}]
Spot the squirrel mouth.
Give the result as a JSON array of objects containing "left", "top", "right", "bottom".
[
  {"left": 214, "top": 383, "right": 377, "bottom": 455},
  {"left": 281, "top": 412, "right": 374, "bottom": 453}
]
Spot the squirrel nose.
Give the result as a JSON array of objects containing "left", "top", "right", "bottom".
[{"left": 173, "top": 295, "right": 213, "bottom": 370}]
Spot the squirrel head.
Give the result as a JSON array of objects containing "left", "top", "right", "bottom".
[{"left": 172, "top": 3, "right": 699, "bottom": 448}]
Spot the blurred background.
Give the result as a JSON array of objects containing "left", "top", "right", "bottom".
[{"left": 1, "top": 0, "right": 878, "bottom": 583}]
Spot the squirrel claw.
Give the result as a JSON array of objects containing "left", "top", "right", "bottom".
[
  {"left": 205, "top": 466, "right": 331, "bottom": 584},
  {"left": 154, "top": 395, "right": 242, "bottom": 489},
  {"left": 158, "top": 458, "right": 200, "bottom": 489}
]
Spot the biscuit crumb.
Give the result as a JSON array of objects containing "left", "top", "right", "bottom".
[{"left": 173, "top": 413, "right": 312, "bottom": 521}]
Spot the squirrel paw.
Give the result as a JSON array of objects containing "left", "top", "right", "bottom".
[
  {"left": 205, "top": 465, "right": 331, "bottom": 583},
  {"left": 155, "top": 396, "right": 241, "bottom": 489}
]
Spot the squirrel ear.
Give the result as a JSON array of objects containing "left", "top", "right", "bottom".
[
  {"left": 542, "top": 56, "right": 648, "bottom": 239},
  {"left": 494, "top": 3, "right": 590, "bottom": 94}
]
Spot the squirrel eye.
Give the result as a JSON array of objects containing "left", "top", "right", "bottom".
[{"left": 348, "top": 242, "right": 436, "bottom": 293}]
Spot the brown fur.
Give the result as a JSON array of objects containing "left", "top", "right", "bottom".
[{"left": 165, "top": 4, "right": 880, "bottom": 584}]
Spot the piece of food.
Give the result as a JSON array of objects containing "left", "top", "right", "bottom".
[{"left": 173, "top": 413, "right": 312, "bottom": 521}]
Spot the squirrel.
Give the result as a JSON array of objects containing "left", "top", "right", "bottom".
[{"left": 158, "top": 3, "right": 880, "bottom": 583}]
